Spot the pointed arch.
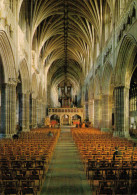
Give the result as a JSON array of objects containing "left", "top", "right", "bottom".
[
  {"left": 114, "top": 34, "right": 137, "bottom": 87},
  {"left": 0, "top": 31, "right": 16, "bottom": 82}
]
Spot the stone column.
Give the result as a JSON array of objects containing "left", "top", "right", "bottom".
[
  {"left": 84, "top": 101, "right": 89, "bottom": 121},
  {"left": 26, "top": 93, "right": 30, "bottom": 130},
  {"left": 94, "top": 99, "right": 101, "bottom": 128},
  {"left": 37, "top": 100, "right": 42, "bottom": 126},
  {"left": 1, "top": 83, "right": 16, "bottom": 137},
  {"left": 83, "top": 104, "right": 86, "bottom": 120},
  {"left": 34, "top": 99, "right": 37, "bottom": 127},
  {"left": 29, "top": 96, "right": 32, "bottom": 128},
  {"left": 101, "top": 94, "right": 109, "bottom": 128},
  {"left": 37, "top": 100, "right": 40, "bottom": 125},
  {"left": 41, "top": 103, "right": 46, "bottom": 125},
  {"left": 114, "top": 86, "right": 129, "bottom": 137},
  {"left": 88, "top": 99, "right": 94, "bottom": 126},
  {"left": 109, "top": 95, "right": 113, "bottom": 129},
  {"left": 20, "top": 93, "right": 29, "bottom": 132},
  {"left": 39, "top": 102, "right": 42, "bottom": 125},
  {"left": 47, "top": 85, "right": 51, "bottom": 106},
  {"left": 31, "top": 98, "right": 37, "bottom": 128},
  {"left": 36, "top": 99, "right": 39, "bottom": 125},
  {"left": 31, "top": 98, "right": 34, "bottom": 128}
]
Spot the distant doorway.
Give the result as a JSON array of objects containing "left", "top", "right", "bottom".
[
  {"left": 72, "top": 114, "right": 81, "bottom": 126},
  {"left": 62, "top": 114, "right": 69, "bottom": 125},
  {"left": 50, "top": 114, "right": 60, "bottom": 127}
]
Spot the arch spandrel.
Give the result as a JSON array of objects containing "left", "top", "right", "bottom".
[
  {"left": 102, "top": 61, "right": 113, "bottom": 95},
  {"left": 94, "top": 74, "right": 101, "bottom": 100}
]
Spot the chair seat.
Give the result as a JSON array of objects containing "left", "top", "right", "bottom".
[
  {"left": 4, "top": 188, "right": 19, "bottom": 194},
  {"left": 100, "top": 188, "right": 112, "bottom": 194},
  {"left": 22, "top": 187, "right": 35, "bottom": 194}
]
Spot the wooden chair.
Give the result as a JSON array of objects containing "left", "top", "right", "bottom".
[{"left": 98, "top": 181, "right": 113, "bottom": 195}]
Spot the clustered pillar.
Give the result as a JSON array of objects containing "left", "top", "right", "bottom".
[
  {"left": 36, "top": 100, "right": 46, "bottom": 126},
  {"left": 114, "top": 86, "right": 129, "bottom": 137},
  {"left": 1, "top": 83, "right": 16, "bottom": 137},
  {"left": 21, "top": 93, "right": 29, "bottom": 131},
  {"left": 37, "top": 100, "right": 41, "bottom": 125},
  {"left": 0, "top": 82, "right": 47, "bottom": 137},
  {"left": 94, "top": 99, "right": 101, "bottom": 128},
  {"left": 88, "top": 99, "right": 94, "bottom": 126},
  {"left": 101, "top": 94, "right": 109, "bottom": 128},
  {"left": 32, "top": 98, "right": 37, "bottom": 128},
  {"left": 42, "top": 103, "right": 46, "bottom": 125},
  {"left": 84, "top": 101, "right": 89, "bottom": 120}
]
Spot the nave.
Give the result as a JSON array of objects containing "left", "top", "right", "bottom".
[
  {"left": 0, "top": 126, "right": 137, "bottom": 194},
  {"left": 41, "top": 127, "right": 91, "bottom": 195}
]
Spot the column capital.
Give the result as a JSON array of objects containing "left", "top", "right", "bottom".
[
  {"left": 88, "top": 99, "right": 94, "bottom": 104},
  {"left": 101, "top": 94, "right": 110, "bottom": 98},
  {"left": 2, "top": 82, "right": 16, "bottom": 88},
  {"left": 114, "top": 85, "right": 130, "bottom": 90},
  {"left": 32, "top": 97, "right": 36, "bottom": 101},
  {"left": 84, "top": 101, "right": 88, "bottom": 104}
]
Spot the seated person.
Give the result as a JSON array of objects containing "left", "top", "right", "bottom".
[
  {"left": 112, "top": 147, "right": 121, "bottom": 167},
  {"left": 47, "top": 131, "right": 53, "bottom": 137},
  {"left": 113, "top": 147, "right": 121, "bottom": 160}
]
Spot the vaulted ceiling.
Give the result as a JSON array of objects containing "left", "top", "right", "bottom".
[{"left": 19, "top": 0, "right": 124, "bottom": 90}]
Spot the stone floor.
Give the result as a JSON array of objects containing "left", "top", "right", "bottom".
[{"left": 40, "top": 127, "right": 92, "bottom": 195}]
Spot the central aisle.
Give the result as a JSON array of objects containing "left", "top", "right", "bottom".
[{"left": 40, "top": 127, "right": 91, "bottom": 195}]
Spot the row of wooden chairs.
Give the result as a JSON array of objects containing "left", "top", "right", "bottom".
[
  {"left": 71, "top": 127, "right": 137, "bottom": 195},
  {"left": 0, "top": 127, "right": 60, "bottom": 194},
  {"left": 96, "top": 180, "right": 137, "bottom": 195},
  {"left": 0, "top": 128, "right": 60, "bottom": 160}
]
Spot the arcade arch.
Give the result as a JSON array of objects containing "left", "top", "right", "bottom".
[
  {"left": 18, "top": 59, "right": 30, "bottom": 131},
  {"left": 0, "top": 31, "right": 16, "bottom": 136},
  {"left": 72, "top": 114, "right": 82, "bottom": 126},
  {"left": 114, "top": 34, "right": 137, "bottom": 136},
  {"left": 50, "top": 114, "right": 60, "bottom": 127}
]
